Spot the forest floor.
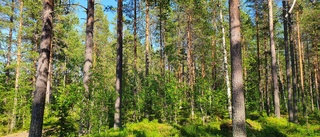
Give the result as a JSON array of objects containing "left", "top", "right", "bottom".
[
  {"left": 3, "top": 131, "right": 28, "bottom": 137},
  {"left": 2, "top": 113, "right": 320, "bottom": 137}
]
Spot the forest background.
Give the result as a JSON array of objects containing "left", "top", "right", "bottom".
[{"left": 0, "top": 0, "right": 319, "bottom": 136}]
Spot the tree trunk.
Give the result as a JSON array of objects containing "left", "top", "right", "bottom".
[
  {"left": 313, "top": 41, "right": 319, "bottom": 111},
  {"left": 114, "top": 0, "right": 123, "bottom": 129},
  {"left": 145, "top": 0, "right": 150, "bottom": 76},
  {"left": 220, "top": 7, "right": 232, "bottom": 119},
  {"left": 81, "top": 0, "right": 94, "bottom": 134},
  {"left": 187, "top": 12, "right": 195, "bottom": 119},
  {"left": 288, "top": 11, "right": 298, "bottom": 123},
  {"left": 211, "top": 11, "right": 217, "bottom": 89},
  {"left": 277, "top": 52, "right": 287, "bottom": 109},
  {"left": 296, "top": 12, "right": 306, "bottom": 117},
  {"left": 264, "top": 32, "right": 270, "bottom": 116},
  {"left": 6, "top": 0, "right": 14, "bottom": 84},
  {"left": 29, "top": 0, "right": 54, "bottom": 136},
  {"left": 268, "top": 0, "right": 280, "bottom": 118},
  {"left": 10, "top": 0, "right": 23, "bottom": 132},
  {"left": 256, "top": 0, "right": 264, "bottom": 113},
  {"left": 307, "top": 41, "right": 314, "bottom": 111},
  {"left": 159, "top": 1, "right": 165, "bottom": 78},
  {"left": 283, "top": 0, "right": 293, "bottom": 122},
  {"left": 177, "top": 22, "right": 182, "bottom": 84},
  {"left": 229, "top": 0, "right": 246, "bottom": 136},
  {"left": 133, "top": 0, "right": 138, "bottom": 122},
  {"left": 201, "top": 51, "right": 205, "bottom": 78},
  {"left": 46, "top": 42, "right": 53, "bottom": 104}
]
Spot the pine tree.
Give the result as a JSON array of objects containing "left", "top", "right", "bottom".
[
  {"left": 114, "top": 0, "right": 123, "bottom": 129},
  {"left": 29, "top": 0, "right": 54, "bottom": 136},
  {"left": 229, "top": 0, "right": 247, "bottom": 136}
]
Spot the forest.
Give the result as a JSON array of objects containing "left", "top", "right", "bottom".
[{"left": 0, "top": 0, "right": 319, "bottom": 136}]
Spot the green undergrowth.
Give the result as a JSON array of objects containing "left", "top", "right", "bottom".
[
  {"left": 93, "top": 119, "right": 180, "bottom": 137},
  {"left": 2, "top": 114, "right": 320, "bottom": 137},
  {"left": 93, "top": 115, "right": 320, "bottom": 137}
]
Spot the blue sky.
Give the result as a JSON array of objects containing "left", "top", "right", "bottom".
[{"left": 74, "top": 0, "right": 117, "bottom": 26}]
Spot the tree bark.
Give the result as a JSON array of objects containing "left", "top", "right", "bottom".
[
  {"left": 10, "top": 0, "right": 23, "bottom": 132},
  {"left": 46, "top": 42, "right": 53, "bottom": 104},
  {"left": 277, "top": 52, "right": 287, "bottom": 109},
  {"left": 283, "top": 0, "right": 293, "bottom": 122},
  {"left": 264, "top": 29, "right": 270, "bottom": 116},
  {"left": 133, "top": 0, "right": 138, "bottom": 122},
  {"left": 145, "top": 0, "right": 150, "bottom": 76},
  {"left": 220, "top": 7, "right": 232, "bottom": 119},
  {"left": 296, "top": 12, "right": 306, "bottom": 117},
  {"left": 6, "top": 0, "right": 14, "bottom": 84},
  {"left": 81, "top": 0, "right": 94, "bottom": 134},
  {"left": 268, "top": 0, "right": 280, "bottom": 118},
  {"left": 306, "top": 41, "right": 314, "bottom": 111},
  {"left": 288, "top": 11, "right": 298, "bottom": 123},
  {"left": 187, "top": 12, "right": 195, "bottom": 119},
  {"left": 114, "top": 0, "right": 123, "bottom": 129},
  {"left": 211, "top": 10, "right": 217, "bottom": 89},
  {"left": 229, "top": 0, "right": 246, "bottom": 136},
  {"left": 313, "top": 40, "right": 319, "bottom": 111},
  {"left": 256, "top": 0, "right": 264, "bottom": 113},
  {"left": 159, "top": 1, "right": 165, "bottom": 78},
  {"left": 29, "top": 0, "right": 54, "bottom": 136}
]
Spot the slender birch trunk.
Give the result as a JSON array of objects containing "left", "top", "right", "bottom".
[
  {"left": 10, "top": 0, "right": 23, "bottom": 132},
  {"left": 220, "top": 7, "right": 232, "bottom": 119}
]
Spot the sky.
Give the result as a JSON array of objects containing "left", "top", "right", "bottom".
[{"left": 74, "top": 0, "right": 117, "bottom": 28}]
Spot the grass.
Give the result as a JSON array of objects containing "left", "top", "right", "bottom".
[{"left": 2, "top": 114, "right": 320, "bottom": 137}]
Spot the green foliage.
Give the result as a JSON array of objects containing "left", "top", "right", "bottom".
[
  {"left": 94, "top": 119, "right": 180, "bottom": 137},
  {"left": 1, "top": 0, "right": 320, "bottom": 136}
]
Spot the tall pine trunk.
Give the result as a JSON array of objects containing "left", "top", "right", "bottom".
[
  {"left": 114, "top": 0, "right": 123, "bottom": 129},
  {"left": 288, "top": 11, "right": 298, "bottom": 123},
  {"left": 29, "top": 0, "right": 54, "bottom": 136},
  {"left": 229, "top": 0, "right": 246, "bottom": 136},
  {"left": 133, "top": 0, "right": 138, "bottom": 122},
  {"left": 296, "top": 12, "right": 306, "bottom": 117},
  {"left": 313, "top": 40, "right": 319, "bottom": 111},
  {"left": 145, "top": 0, "right": 150, "bottom": 76},
  {"left": 268, "top": 0, "right": 280, "bottom": 118},
  {"left": 46, "top": 42, "right": 53, "bottom": 104},
  {"left": 211, "top": 8, "right": 217, "bottom": 89},
  {"left": 81, "top": 0, "right": 94, "bottom": 134},
  {"left": 283, "top": 0, "right": 293, "bottom": 122},
  {"left": 306, "top": 41, "right": 314, "bottom": 111},
  {"left": 256, "top": 0, "right": 264, "bottom": 113},
  {"left": 187, "top": 12, "right": 195, "bottom": 119}
]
